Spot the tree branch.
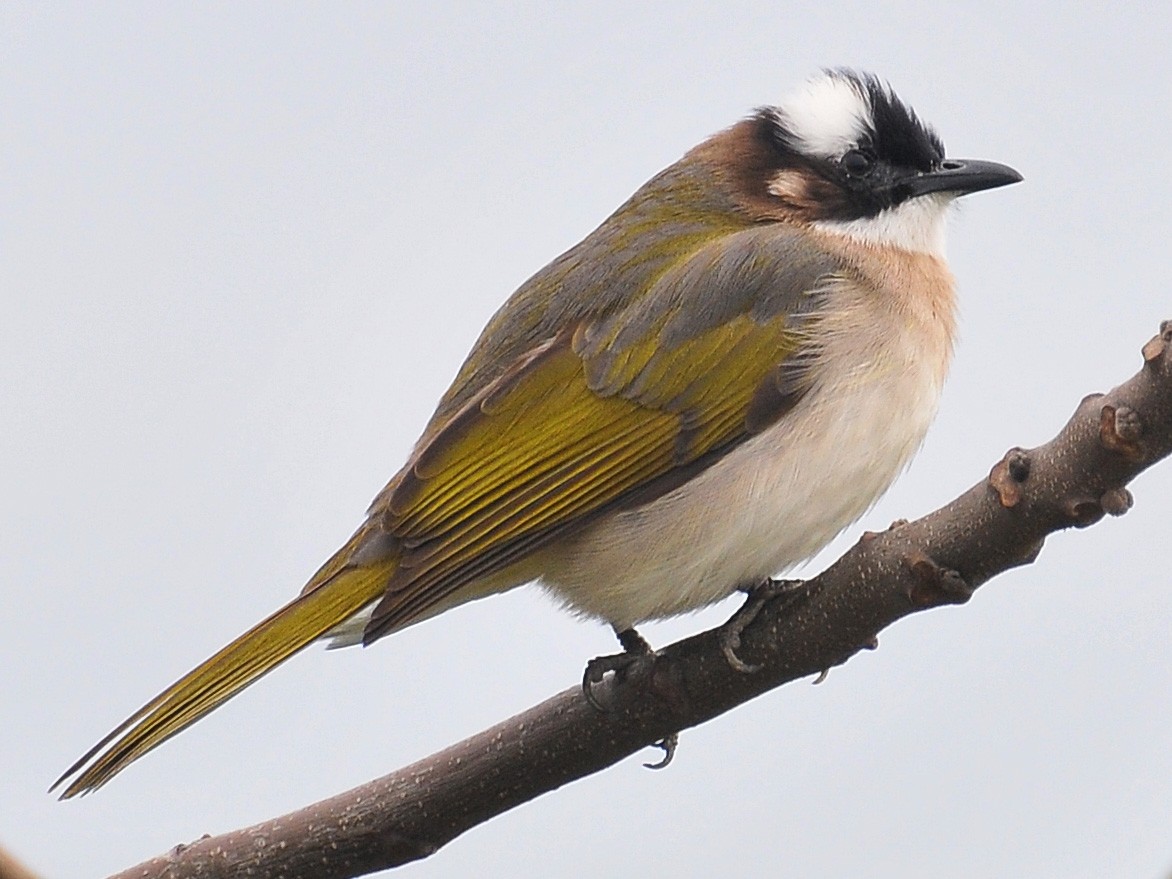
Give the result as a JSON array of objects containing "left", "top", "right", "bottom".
[
  {"left": 109, "top": 322, "right": 1172, "bottom": 879},
  {"left": 0, "top": 846, "right": 44, "bottom": 879}
]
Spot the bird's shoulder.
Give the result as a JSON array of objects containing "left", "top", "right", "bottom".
[{"left": 439, "top": 217, "right": 856, "bottom": 429}]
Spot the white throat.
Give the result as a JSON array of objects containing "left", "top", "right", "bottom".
[{"left": 813, "top": 193, "right": 953, "bottom": 256}]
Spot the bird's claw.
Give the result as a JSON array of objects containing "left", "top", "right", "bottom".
[
  {"left": 582, "top": 628, "right": 654, "bottom": 711},
  {"left": 581, "top": 629, "right": 681, "bottom": 767},
  {"left": 719, "top": 578, "right": 808, "bottom": 673},
  {"left": 643, "top": 732, "right": 678, "bottom": 769}
]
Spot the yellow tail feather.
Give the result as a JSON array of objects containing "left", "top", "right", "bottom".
[{"left": 52, "top": 560, "right": 393, "bottom": 798}]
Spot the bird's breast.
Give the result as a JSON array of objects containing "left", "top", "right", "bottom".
[{"left": 540, "top": 246, "right": 956, "bottom": 629}]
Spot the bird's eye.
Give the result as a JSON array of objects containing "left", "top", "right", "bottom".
[{"left": 840, "top": 149, "right": 874, "bottom": 176}]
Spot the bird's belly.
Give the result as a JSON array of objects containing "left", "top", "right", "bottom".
[{"left": 538, "top": 364, "right": 941, "bottom": 629}]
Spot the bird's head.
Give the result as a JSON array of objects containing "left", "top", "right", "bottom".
[{"left": 698, "top": 69, "right": 1022, "bottom": 255}]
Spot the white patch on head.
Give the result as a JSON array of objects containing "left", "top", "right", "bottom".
[
  {"left": 814, "top": 192, "right": 954, "bottom": 256},
  {"left": 776, "top": 72, "right": 872, "bottom": 160}
]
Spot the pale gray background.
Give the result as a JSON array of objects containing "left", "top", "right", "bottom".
[{"left": 3, "top": 3, "right": 1170, "bottom": 877}]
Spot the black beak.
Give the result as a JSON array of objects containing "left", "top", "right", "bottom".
[{"left": 898, "top": 158, "right": 1023, "bottom": 198}]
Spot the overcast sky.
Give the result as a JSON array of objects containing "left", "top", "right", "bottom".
[{"left": 4, "top": 3, "right": 1171, "bottom": 877}]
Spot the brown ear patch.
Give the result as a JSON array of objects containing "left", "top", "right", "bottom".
[
  {"left": 766, "top": 169, "right": 811, "bottom": 204},
  {"left": 765, "top": 169, "right": 850, "bottom": 222}
]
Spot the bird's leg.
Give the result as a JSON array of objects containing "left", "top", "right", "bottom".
[
  {"left": 582, "top": 629, "right": 682, "bottom": 768},
  {"left": 719, "top": 578, "right": 809, "bottom": 673},
  {"left": 582, "top": 626, "right": 654, "bottom": 711}
]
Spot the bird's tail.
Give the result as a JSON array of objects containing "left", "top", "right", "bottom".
[{"left": 52, "top": 543, "right": 395, "bottom": 799}]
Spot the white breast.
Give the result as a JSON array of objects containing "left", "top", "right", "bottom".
[{"left": 539, "top": 249, "right": 955, "bottom": 629}]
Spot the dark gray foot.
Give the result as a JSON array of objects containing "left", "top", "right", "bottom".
[
  {"left": 719, "top": 578, "right": 808, "bottom": 673},
  {"left": 583, "top": 629, "right": 683, "bottom": 768},
  {"left": 582, "top": 627, "right": 653, "bottom": 711}
]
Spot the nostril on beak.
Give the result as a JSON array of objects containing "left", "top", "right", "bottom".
[{"left": 941, "top": 160, "right": 963, "bottom": 170}]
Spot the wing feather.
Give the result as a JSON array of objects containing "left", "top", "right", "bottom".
[{"left": 363, "top": 228, "right": 843, "bottom": 640}]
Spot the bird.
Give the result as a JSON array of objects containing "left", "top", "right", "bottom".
[{"left": 55, "top": 68, "right": 1021, "bottom": 798}]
